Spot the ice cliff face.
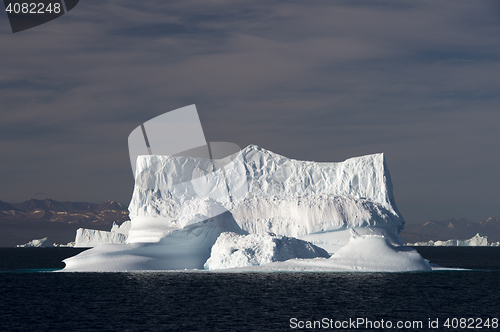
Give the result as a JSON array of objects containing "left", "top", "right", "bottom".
[
  {"left": 129, "top": 145, "right": 399, "bottom": 217},
  {"left": 74, "top": 221, "right": 131, "bottom": 247},
  {"left": 127, "top": 145, "right": 404, "bottom": 252},
  {"left": 234, "top": 145, "right": 397, "bottom": 213},
  {"left": 74, "top": 229, "right": 127, "bottom": 248}
]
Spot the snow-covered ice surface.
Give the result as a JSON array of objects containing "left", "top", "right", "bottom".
[
  {"left": 212, "top": 235, "right": 433, "bottom": 273},
  {"left": 110, "top": 220, "right": 131, "bottom": 236},
  {"left": 63, "top": 145, "right": 436, "bottom": 272},
  {"left": 63, "top": 212, "right": 246, "bottom": 271},
  {"left": 204, "top": 232, "right": 330, "bottom": 270},
  {"left": 64, "top": 234, "right": 434, "bottom": 273},
  {"left": 408, "top": 233, "right": 490, "bottom": 247}
]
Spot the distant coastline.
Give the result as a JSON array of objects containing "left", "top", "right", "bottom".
[
  {"left": 0, "top": 198, "right": 129, "bottom": 247},
  {"left": 2, "top": 198, "right": 500, "bottom": 248}
]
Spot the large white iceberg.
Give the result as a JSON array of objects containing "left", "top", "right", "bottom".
[
  {"left": 127, "top": 145, "right": 404, "bottom": 252},
  {"left": 63, "top": 145, "right": 427, "bottom": 272},
  {"left": 64, "top": 104, "right": 425, "bottom": 272}
]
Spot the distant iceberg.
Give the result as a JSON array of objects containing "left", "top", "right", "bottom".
[
  {"left": 16, "top": 220, "right": 130, "bottom": 248},
  {"left": 408, "top": 233, "right": 491, "bottom": 247},
  {"left": 17, "top": 237, "right": 74, "bottom": 248},
  {"left": 62, "top": 105, "right": 429, "bottom": 272},
  {"left": 74, "top": 221, "right": 131, "bottom": 247},
  {"left": 17, "top": 237, "right": 55, "bottom": 248}
]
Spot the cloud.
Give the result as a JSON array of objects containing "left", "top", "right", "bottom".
[{"left": 0, "top": 0, "right": 499, "bottom": 223}]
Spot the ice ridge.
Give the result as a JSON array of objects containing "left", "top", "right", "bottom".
[{"left": 127, "top": 145, "right": 405, "bottom": 252}]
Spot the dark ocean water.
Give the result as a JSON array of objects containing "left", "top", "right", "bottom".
[{"left": 1, "top": 247, "right": 500, "bottom": 332}]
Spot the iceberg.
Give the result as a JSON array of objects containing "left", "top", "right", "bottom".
[
  {"left": 74, "top": 221, "right": 131, "bottom": 247},
  {"left": 408, "top": 233, "right": 490, "bottom": 247},
  {"left": 324, "top": 235, "right": 432, "bottom": 272},
  {"left": 74, "top": 229, "right": 127, "bottom": 248},
  {"left": 64, "top": 212, "right": 246, "bottom": 271},
  {"left": 212, "top": 234, "right": 432, "bottom": 273},
  {"left": 63, "top": 145, "right": 418, "bottom": 272},
  {"left": 62, "top": 104, "right": 428, "bottom": 272},
  {"left": 17, "top": 237, "right": 75, "bottom": 247},
  {"left": 17, "top": 237, "right": 55, "bottom": 248},
  {"left": 204, "top": 232, "right": 330, "bottom": 270},
  {"left": 127, "top": 145, "right": 404, "bottom": 253}
]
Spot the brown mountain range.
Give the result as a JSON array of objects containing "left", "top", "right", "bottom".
[
  {"left": 400, "top": 217, "right": 500, "bottom": 244},
  {"left": 3, "top": 198, "right": 499, "bottom": 247},
  {"left": 0, "top": 199, "right": 129, "bottom": 247}
]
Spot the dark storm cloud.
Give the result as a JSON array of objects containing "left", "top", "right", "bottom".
[{"left": 1, "top": 0, "right": 499, "bottom": 223}]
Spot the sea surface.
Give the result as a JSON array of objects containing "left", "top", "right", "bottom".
[{"left": 1, "top": 247, "right": 500, "bottom": 331}]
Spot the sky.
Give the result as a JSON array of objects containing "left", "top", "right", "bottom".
[{"left": 1, "top": 0, "right": 499, "bottom": 224}]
